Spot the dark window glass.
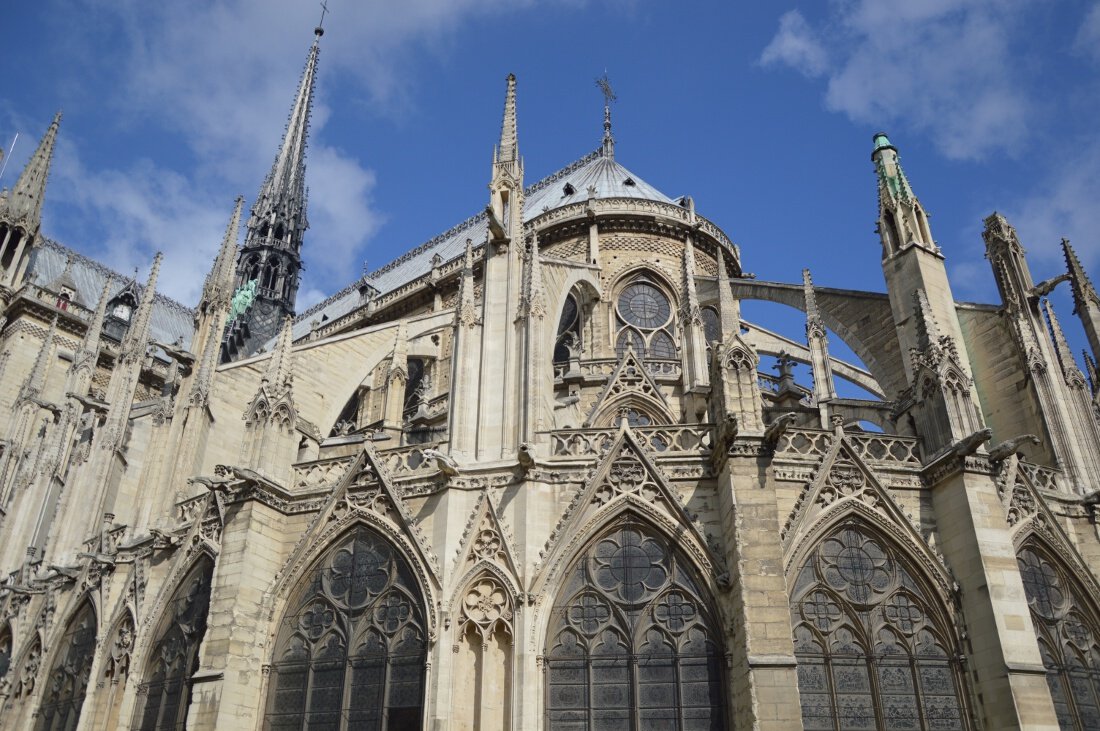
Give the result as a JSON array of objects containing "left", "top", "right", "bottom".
[
  {"left": 34, "top": 601, "right": 97, "bottom": 731},
  {"left": 263, "top": 525, "right": 427, "bottom": 731},
  {"left": 701, "top": 308, "right": 721, "bottom": 345},
  {"left": 545, "top": 518, "right": 727, "bottom": 730},
  {"left": 0, "top": 627, "right": 10, "bottom": 683},
  {"left": 618, "top": 283, "right": 671, "bottom": 330},
  {"left": 134, "top": 558, "right": 213, "bottom": 731},
  {"left": 791, "top": 526, "right": 970, "bottom": 731},
  {"left": 1018, "top": 544, "right": 1100, "bottom": 731},
  {"left": 555, "top": 294, "right": 581, "bottom": 364}
]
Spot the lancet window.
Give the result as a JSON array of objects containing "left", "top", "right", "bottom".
[
  {"left": 263, "top": 525, "right": 428, "bottom": 731},
  {"left": 790, "top": 524, "right": 970, "bottom": 730},
  {"left": 615, "top": 277, "right": 677, "bottom": 361},
  {"left": 701, "top": 307, "right": 720, "bottom": 345},
  {"left": 1017, "top": 543, "right": 1100, "bottom": 730},
  {"left": 555, "top": 293, "right": 582, "bottom": 364},
  {"left": 544, "top": 517, "right": 727, "bottom": 730},
  {"left": 0, "top": 625, "right": 10, "bottom": 685},
  {"left": 133, "top": 557, "right": 214, "bottom": 731},
  {"left": 34, "top": 599, "right": 97, "bottom": 731}
]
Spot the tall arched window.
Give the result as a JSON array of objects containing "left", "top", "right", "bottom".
[
  {"left": 1017, "top": 542, "right": 1100, "bottom": 729},
  {"left": 555, "top": 293, "right": 581, "bottom": 364},
  {"left": 264, "top": 525, "right": 428, "bottom": 730},
  {"left": 0, "top": 624, "right": 10, "bottom": 686},
  {"left": 615, "top": 277, "right": 677, "bottom": 361},
  {"left": 790, "top": 523, "right": 970, "bottom": 730},
  {"left": 544, "top": 517, "right": 727, "bottom": 730},
  {"left": 35, "top": 599, "right": 97, "bottom": 731},
  {"left": 134, "top": 557, "right": 214, "bottom": 731}
]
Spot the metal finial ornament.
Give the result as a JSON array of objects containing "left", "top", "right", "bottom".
[
  {"left": 315, "top": 0, "right": 329, "bottom": 37},
  {"left": 596, "top": 72, "right": 616, "bottom": 158}
]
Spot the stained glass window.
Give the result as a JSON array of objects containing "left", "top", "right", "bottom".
[
  {"left": 134, "top": 558, "right": 213, "bottom": 731},
  {"left": 1017, "top": 544, "right": 1100, "bottom": 730},
  {"left": 555, "top": 294, "right": 582, "bottom": 364},
  {"left": 790, "top": 525, "right": 970, "bottom": 731},
  {"left": 34, "top": 600, "right": 97, "bottom": 731},
  {"left": 615, "top": 277, "right": 678, "bottom": 363},
  {"left": 544, "top": 518, "right": 727, "bottom": 730},
  {"left": 263, "top": 525, "right": 427, "bottom": 731}
]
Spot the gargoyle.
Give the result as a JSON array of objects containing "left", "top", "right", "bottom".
[
  {"left": 154, "top": 341, "right": 196, "bottom": 367},
  {"left": 711, "top": 414, "right": 739, "bottom": 458},
  {"left": 948, "top": 427, "right": 993, "bottom": 458},
  {"left": 423, "top": 448, "right": 459, "bottom": 477},
  {"left": 764, "top": 412, "right": 798, "bottom": 447},
  {"left": 988, "top": 434, "right": 1040, "bottom": 463},
  {"left": 518, "top": 443, "right": 535, "bottom": 470}
]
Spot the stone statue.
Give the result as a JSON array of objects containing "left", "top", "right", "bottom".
[{"left": 228, "top": 279, "right": 258, "bottom": 323}]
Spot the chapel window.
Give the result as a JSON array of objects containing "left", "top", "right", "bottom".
[
  {"left": 554, "top": 293, "right": 581, "bottom": 364},
  {"left": 790, "top": 524, "right": 970, "bottom": 730},
  {"left": 263, "top": 525, "right": 428, "bottom": 731},
  {"left": 544, "top": 517, "right": 727, "bottom": 731},
  {"left": 1017, "top": 543, "right": 1100, "bottom": 730},
  {"left": 615, "top": 278, "right": 677, "bottom": 361},
  {"left": 133, "top": 558, "right": 214, "bottom": 731},
  {"left": 34, "top": 599, "right": 97, "bottom": 731}
]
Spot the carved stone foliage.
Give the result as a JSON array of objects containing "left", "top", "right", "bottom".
[
  {"left": 544, "top": 517, "right": 726, "bottom": 730},
  {"left": 35, "top": 600, "right": 97, "bottom": 730},
  {"left": 134, "top": 557, "right": 213, "bottom": 731},
  {"left": 1016, "top": 542, "right": 1100, "bottom": 729},
  {"left": 790, "top": 524, "right": 971, "bottom": 731},
  {"left": 264, "top": 525, "right": 427, "bottom": 730}
]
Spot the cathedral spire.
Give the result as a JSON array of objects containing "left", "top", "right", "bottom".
[
  {"left": 227, "top": 30, "right": 320, "bottom": 360},
  {"left": 492, "top": 73, "right": 522, "bottom": 187},
  {"left": 596, "top": 73, "right": 616, "bottom": 158},
  {"left": 201, "top": 196, "right": 243, "bottom": 316},
  {"left": 871, "top": 132, "right": 936, "bottom": 255},
  {"left": 0, "top": 111, "right": 60, "bottom": 234}
]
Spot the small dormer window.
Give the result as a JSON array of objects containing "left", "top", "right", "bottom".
[
  {"left": 623, "top": 177, "right": 636, "bottom": 187},
  {"left": 563, "top": 183, "right": 575, "bottom": 197}
]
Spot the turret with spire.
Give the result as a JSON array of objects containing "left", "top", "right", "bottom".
[
  {"left": 224, "top": 29, "right": 322, "bottom": 361},
  {"left": 0, "top": 112, "right": 60, "bottom": 289}
]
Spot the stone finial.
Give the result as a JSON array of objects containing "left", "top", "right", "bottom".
[{"left": 803, "top": 268, "right": 826, "bottom": 341}]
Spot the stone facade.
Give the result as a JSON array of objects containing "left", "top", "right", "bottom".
[{"left": 1, "top": 36, "right": 1100, "bottom": 731}]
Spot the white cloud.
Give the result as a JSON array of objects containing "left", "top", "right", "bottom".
[
  {"left": 760, "top": 1, "right": 1036, "bottom": 160},
  {"left": 759, "top": 11, "right": 828, "bottom": 78},
  {"left": 1076, "top": 3, "right": 1100, "bottom": 62},
  {"left": 34, "top": 0, "right": 558, "bottom": 309}
]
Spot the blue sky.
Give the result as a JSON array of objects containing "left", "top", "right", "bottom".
[{"left": 3, "top": 0, "right": 1100, "bottom": 377}]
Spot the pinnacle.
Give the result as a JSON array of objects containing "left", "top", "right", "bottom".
[
  {"left": 498, "top": 73, "right": 519, "bottom": 165},
  {"left": 0, "top": 111, "right": 61, "bottom": 232},
  {"left": 1062, "top": 238, "right": 1099, "bottom": 314}
]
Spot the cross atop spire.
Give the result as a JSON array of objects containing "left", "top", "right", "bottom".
[
  {"left": 596, "top": 73, "right": 616, "bottom": 158},
  {"left": 0, "top": 111, "right": 61, "bottom": 234}
]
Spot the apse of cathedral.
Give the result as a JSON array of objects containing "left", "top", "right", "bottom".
[{"left": 3, "top": 25, "right": 1100, "bottom": 731}]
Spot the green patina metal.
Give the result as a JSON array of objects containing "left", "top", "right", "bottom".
[{"left": 228, "top": 279, "right": 258, "bottom": 323}]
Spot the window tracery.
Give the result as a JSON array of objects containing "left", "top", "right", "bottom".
[
  {"left": 555, "top": 293, "right": 581, "bottom": 364},
  {"left": 134, "top": 558, "right": 213, "bottom": 731},
  {"left": 264, "top": 525, "right": 427, "bottom": 731},
  {"left": 615, "top": 278, "right": 678, "bottom": 361},
  {"left": 544, "top": 518, "right": 726, "bottom": 730},
  {"left": 1017, "top": 543, "right": 1100, "bottom": 729},
  {"left": 34, "top": 599, "right": 97, "bottom": 731},
  {"left": 790, "top": 525, "right": 969, "bottom": 731}
]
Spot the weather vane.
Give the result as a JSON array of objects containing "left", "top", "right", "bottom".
[
  {"left": 596, "top": 72, "right": 616, "bottom": 157},
  {"left": 318, "top": 0, "right": 330, "bottom": 30}
]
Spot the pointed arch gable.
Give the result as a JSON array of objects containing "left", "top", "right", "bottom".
[
  {"left": 267, "top": 445, "right": 440, "bottom": 641},
  {"left": 782, "top": 434, "right": 955, "bottom": 606},
  {"left": 449, "top": 491, "right": 521, "bottom": 601},
  {"left": 585, "top": 346, "right": 673, "bottom": 427}
]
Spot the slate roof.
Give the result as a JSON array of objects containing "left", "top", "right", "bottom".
[
  {"left": 27, "top": 238, "right": 196, "bottom": 348},
  {"left": 291, "top": 149, "right": 676, "bottom": 340}
]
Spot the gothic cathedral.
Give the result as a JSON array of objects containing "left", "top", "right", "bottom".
[{"left": 1, "top": 27, "right": 1100, "bottom": 731}]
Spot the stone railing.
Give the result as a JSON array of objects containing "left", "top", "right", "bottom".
[
  {"left": 82, "top": 524, "right": 128, "bottom": 555},
  {"left": 378, "top": 443, "right": 440, "bottom": 477},
  {"left": 550, "top": 424, "right": 713, "bottom": 457},
  {"left": 847, "top": 433, "right": 922, "bottom": 465},
  {"left": 1018, "top": 460, "right": 1063, "bottom": 492},
  {"left": 175, "top": 494, "right": 209, "bottom": 525},
  {"left": 774, "top": 429, "right": 833, "bottom": 459},
  {"left": 554, "top": 358, "right": 681, "bottom": 381},
  {"left": 292, "top": 455, "right": 358, "bottom": 492}
]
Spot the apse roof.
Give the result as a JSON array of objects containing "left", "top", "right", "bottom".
[
  {"left": 291, "top": 148, "right": 676, "bottom": 341},
  {"left": 27, "top": 238, "right": 196, "bottom": 348}
]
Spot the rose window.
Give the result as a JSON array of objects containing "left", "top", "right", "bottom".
[{"left": 615, "top": 277, "right": 678, "bottom": 361}]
